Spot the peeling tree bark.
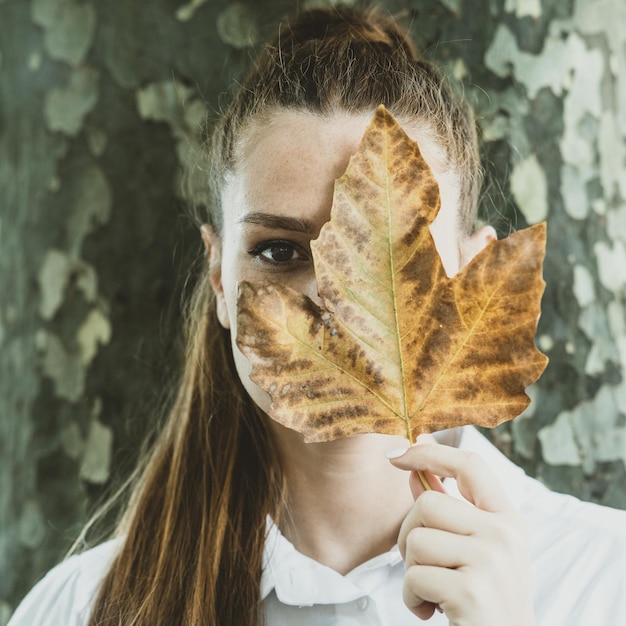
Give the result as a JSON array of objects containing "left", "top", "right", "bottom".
[{"left": 1, "top": 0, "right": 624, "bottom": 621}]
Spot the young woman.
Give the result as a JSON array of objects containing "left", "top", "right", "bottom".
[{"left": 9, "top": 7, "right": 626, "bottom": 626}]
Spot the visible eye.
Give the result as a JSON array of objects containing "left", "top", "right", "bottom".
[{"left": 248, "top": 240, "right": 308, "bottom": 266}]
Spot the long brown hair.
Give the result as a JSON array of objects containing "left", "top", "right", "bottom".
[{"left": 88, "top": 7, "right": 481, "bottom": 625}]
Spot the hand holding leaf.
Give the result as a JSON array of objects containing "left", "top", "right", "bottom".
[{"left": 237, "top": 106, "right": 548, "bottom": 443}]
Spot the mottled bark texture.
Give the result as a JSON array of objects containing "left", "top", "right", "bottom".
[{"left": 0, "top": 0, "right": 624, "bottom": 621}]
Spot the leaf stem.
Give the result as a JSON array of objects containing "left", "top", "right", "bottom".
[{"left": 417, "top": 470, "right": 431, "bottom": 491}]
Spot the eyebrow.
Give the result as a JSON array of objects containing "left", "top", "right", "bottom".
[{"left": 239, "top": 212, "right": 317, "bottom": 234}]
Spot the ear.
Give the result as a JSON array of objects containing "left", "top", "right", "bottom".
[
  {"left": 200, "top": 224, "right": 231, "bottom": 329},
  {"left": 460, "top": 225, "right": 497, "bottom": 268}
]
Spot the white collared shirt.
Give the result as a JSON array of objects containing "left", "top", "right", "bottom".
[{"left": 8, "top": 427, "right": 626, "bottom": 625}]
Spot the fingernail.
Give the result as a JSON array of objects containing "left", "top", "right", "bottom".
[
  {"left": 416, "top": 433, "right": 433, "bottom": 445},
  {"left": 385, "top": 447, "right": 409, "bottom": 459}
]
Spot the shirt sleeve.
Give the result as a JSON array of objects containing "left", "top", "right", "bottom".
[
  {"left": 7, "top": 540, "right": 119, "bottom": 626},
  {"left": 525, "top": 487, "right": 626, "bottom": 626}
]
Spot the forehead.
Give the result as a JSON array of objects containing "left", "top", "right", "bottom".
[
  {"left": 241, "top": 110, "right": 371, "bottom": 163},
  {"left": 231, "top": 112, "right": 374, "bottom": 222},
  {"left": 223, "top": 109, "right": 460, "bottom": 233}
]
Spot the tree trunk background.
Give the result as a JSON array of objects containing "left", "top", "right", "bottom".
[{"left": 1, "top": 0, "right": 624, "bottom": 621}]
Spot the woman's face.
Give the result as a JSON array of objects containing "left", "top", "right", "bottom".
[{"left": 204, "top": 110, "right": 494, "bottom": 414}]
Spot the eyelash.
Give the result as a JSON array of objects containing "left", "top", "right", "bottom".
[{"left": 247, "top": 239, "right": 310, "bottom": 268}]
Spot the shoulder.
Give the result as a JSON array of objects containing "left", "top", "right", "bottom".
[
  {"left": 523, "top": 483, "right": 626, "bottom": 625},
  {"left": 8, "top": 539, "right": 120, "bottom": 626},
  {"left": 460, "top": 426, "right": 626, "bottom": 555}
]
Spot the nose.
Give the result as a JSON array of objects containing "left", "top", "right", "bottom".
[{"left": 300, "top": 268, "right": 324, "bottom": 307}]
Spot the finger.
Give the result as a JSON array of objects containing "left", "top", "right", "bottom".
[
  {"left": 397, "top": 491, "right": 487, "bottom": 559},
  {"left": 403, "top": 526, "right": 477, "bottom": 569},
  {"left": 407, "top": 598, "right": 438, "bottom": 621},
  {"left": 403, "top": 564, "right": 458, "bottom": 616},
  {"left": 387, "top": 438, "right": 445, "bottom": 498},
  {"left": 388, "top": 443, "right": 513, "bottom": 513},
  {"left": 408, "top": 468, "right": 445, "bottom": 499},
  {"left": 400, "top": 489, "right": 485, "bottom": 537}
]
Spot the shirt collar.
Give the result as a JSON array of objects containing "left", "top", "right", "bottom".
[{"left": 261, "top": 521, "right": 403, "bottom": 605}]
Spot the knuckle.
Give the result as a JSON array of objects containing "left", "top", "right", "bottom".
[
  {"left": 458, "top": 572, "right": 485, "bottom": 612},
  {"left": 490, "top": 512, "right": 528, "bottom": 547},
  {"left": 404, "top": 563, "right": 421, "bottom": 587},
  {"left": 414, "top": 489, "right": 441, "bottom": 520},
  {"left": 461, "top": 450, "right": 486, "bottom": 473},
  {"left": 476, "top": 514, "right": 530, "bottom": 572},
  {"left": 403, "top": 564, "right": 426, "bottom": 604},
  {"left": 479, "top": 542, "right": 506, "bottom": 573},
  {"left": 404, "top": 527, "right": 427, "bottom": 564},
  {"left": 406, "top": 526, "right": 421, "bottom": 548}
]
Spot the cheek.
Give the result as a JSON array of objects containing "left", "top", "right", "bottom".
[
  {"left": 219, "top": 251, "right": 273, "bottom": 413},
  {"left": 230, "top": 328, "right": 273, "bottom": 414},
  {"left": 429, "top": 218, "right": 461, "bottom": 277},
  {"left": 288, "top": 269, "right": 323, "bottom": 305},
  {"left": 427, "top": 170, "right": 463, "bottom": 277},
  {"left": 216, "top": 236, "right": 242, "bottom": 329}
]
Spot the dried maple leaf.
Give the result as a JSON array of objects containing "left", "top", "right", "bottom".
[{"left": 236, "top": 106, "right": 548, "bottom": 444}]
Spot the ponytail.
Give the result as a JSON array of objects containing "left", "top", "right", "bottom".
[{"left": 88, "top": 276, "right": 283, "bottom": 625}]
